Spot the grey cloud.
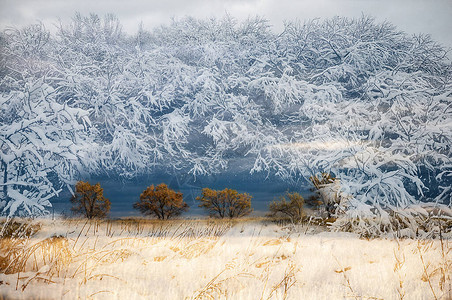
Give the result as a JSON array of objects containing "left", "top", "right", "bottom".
[{"left": 0, "top": 0, "right": 450, "bottom": 47}]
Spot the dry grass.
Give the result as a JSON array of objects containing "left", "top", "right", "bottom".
[
  {"left": 1, "top": 217, "right": 237, "bottom": 298},
  {"left": 416, "top": 235, "right": 452, "bottom": 300},
  {"left": 0, "top": 217, "right": 451, "bottom": 299}
]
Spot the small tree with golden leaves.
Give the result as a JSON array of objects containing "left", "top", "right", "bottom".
[
  {"left": 197, "top": 188, "right": 252, "bottom": 218},
  {"left": 70, "top": 181, "right": 111, "bottom": 219},
  {"left": 134, "top": 183, "right": 189, "bottom": 219},
  {"left": 268, "top": 192, "right": 305, "bottom": 223}
]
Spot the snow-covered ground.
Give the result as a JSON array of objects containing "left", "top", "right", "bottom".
[{"left": 1, "top": 218, "right": 451, "bottom": 299}]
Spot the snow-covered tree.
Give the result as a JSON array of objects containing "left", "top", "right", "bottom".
[
  {"left": 1, "top": 13, "right": 450, "bottom": 220},
  {"left": 0, "top": 23, "right": 94, "bottom": 217},
  {"left": 250, "top": 16, "right": 451, "bottom": 212},
  {"left": 54, "top": 13, "right": 158, "bottom": 177}
]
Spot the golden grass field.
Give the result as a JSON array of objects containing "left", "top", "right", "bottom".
[{"left": 0, "top": 217, "right": 451, "bottom": 299}]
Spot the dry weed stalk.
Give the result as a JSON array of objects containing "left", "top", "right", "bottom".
[
  {"left": 332, "top": 255, "right": 385, "bottom": 300},
  {"left": 266, "top": 263, "right": 299, "bottom": 300},
  {"left": 417, "top": 240, "right": 438, "bottom": 300},
  {"left": 417, "top": 235, "right": 452, "bottom": 300},
  {"left": 393, "top": 242, "right": 406, "bottom": 300},
  {"left": 258, "top": 237, "right": 292, "bottom": 300},
  {"left": 190, "top": 260, "right": 254, "bottom": 300},
  {"left": 332, "top": 255, "right": 359, "bottom": 300}
]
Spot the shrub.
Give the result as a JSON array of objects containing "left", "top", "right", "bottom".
[
  {"left": 309, "top": 172, "right": 335, "bottom": 193},
  {"left": 70, "top": 181, "right": 111, "bottom": 219},
  {"left": 133, "top": 183, "right": 189, "bottom": 219},
  {"left": 0, "top": 220, "right": 41, "bottom": 239},
  {"left": 0, "top": 220, "right": 42, "bottom": 274},
  {"left": 197, "top": 188, "right": 252, "bottom": 218},
  {"left": 309, "top": 173, "right": 341, "bottom": 217},
  {"left": 268, "top": 192, "right": 305, "bottom": 223}
]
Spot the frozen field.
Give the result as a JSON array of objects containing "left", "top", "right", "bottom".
[{"left": 1, "top": 218, "right": 451, "bottom": 299}]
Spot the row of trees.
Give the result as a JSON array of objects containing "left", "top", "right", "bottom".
[
  {"left": 71, "top": 181, "right": 254, "bottom": 219},
  {"left": 1, "top": 13, "right": 450, "bottom": 220},
  {"left": 71, "top": 181, "right": 311, "bottom": 222}
]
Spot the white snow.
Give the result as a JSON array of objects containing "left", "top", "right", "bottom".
[{"left": 0, "top": 218, "right": 450, "bottom": 299}]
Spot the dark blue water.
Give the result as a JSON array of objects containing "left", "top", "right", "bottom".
[{"left": 52, "top": 171, "right": 311, "bottom": 218}]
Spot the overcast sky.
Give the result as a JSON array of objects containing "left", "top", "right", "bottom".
[{"left": 0, "top": 0, "right": 451, "bottom": 48}]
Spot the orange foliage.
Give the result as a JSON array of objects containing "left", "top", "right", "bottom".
[
  {"left": 133, "top": 183, "right": 189, "bottom": 219},
  {"left": 70, "top": 181, "right": 111, "bottom": 219},
  {"left": 197, "top": 188, "right": 252, "bottom": 218},
  {"left": 268, "top": 192, "right": 305, "bottom": 223}
]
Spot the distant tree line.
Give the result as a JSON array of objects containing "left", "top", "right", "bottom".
[
  {"left": 70, "top": 180, "right": 333, "bottom": 222},
  {"left": 70, "top": 181, "right": 254, "bottom": 219}
]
